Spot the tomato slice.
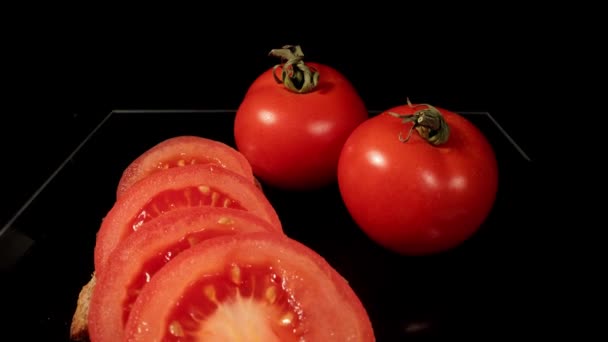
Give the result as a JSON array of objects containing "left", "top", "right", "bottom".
[
  {"left": 124, "top": 232, "right": 375, "bottom": 341},
  {"left": 93, "top": 163, "right": 282, "bottom": 274},
  {"left": 88, "top": 207, "right": 278, "bottom": 342},
  {"left": 116, "top": 136, "right": 255, "bottom": 198}
]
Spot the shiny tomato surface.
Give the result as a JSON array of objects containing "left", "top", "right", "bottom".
[{"left": 338, "top": 103, "right": 498, "bottom": 255}]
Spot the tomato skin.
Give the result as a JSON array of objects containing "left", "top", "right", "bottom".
[
  {"left": 234, "top": 62, "right": 368, "bottom": 190},
  {"left": 124, "top": 232, "right": 375, "bottom": 341},
  {"left": 116, "top": 135, "right": 255, "bottom": 198},
  {"left": 88, "top": 207, "right": 277, "bottom": 342},
  {"left": 337, "top": 104, "right": 499, "bottom": 255}
]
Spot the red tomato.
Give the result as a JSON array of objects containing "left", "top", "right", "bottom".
[
  {"left": 124, "top": 232, "right": 375, "bottom": 341},
  {"left": 93, "top": 163, "right": 282, "bottom": 274},
  {"left": 116, "top": 135, "right": 255, "bottom": 198},
  {"left": 88, "top": 207, "right": 278, "bottom": 342},
  {"left": 234, "top": 45, "right": 368, "bottom": 190},
  {"left": 337, "top": 102, "right": 499, "bottom": 255}
]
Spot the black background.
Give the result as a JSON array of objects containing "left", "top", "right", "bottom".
[
  {"left": 5, "top": 13, "right": 547, "bottom": 212},
  {"left": 0, "top": 7, "right": 571, "bottom": 340},
  {"left": 3, "top": 9, "right": 550, "bottom": 250}
]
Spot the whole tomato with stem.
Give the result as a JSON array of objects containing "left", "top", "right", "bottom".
[
  {"left": 234, "top": 45, "right": 369, "bottom": 190},
  {"left": 337, "top": 100, "right": 499, "bottom": 255}
]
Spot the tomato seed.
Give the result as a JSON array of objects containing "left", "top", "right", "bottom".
[
  {"left": 217, "top": 216, "right": 234, "bottom": 225},
  {"left": 279, "top": 312, "right": 294, "bottom": 326},
  {"left": 168, "top": 321, "right": 185, "bottom": 337},
  {"left": 210, "top": 192, "right": 219, "bottom": 206},
  {"left": 265, "top": 286, "right": 277, "bottom": 304},
  {"left": 203, "top": 285, "right": 218, "bottom": 303},
  {"left": 230, "top": 264, "right": 241, "bottom": 285}
]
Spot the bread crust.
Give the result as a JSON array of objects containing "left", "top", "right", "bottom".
[{"left": 70, "top": 274, "right": 95, "bottom": 341}]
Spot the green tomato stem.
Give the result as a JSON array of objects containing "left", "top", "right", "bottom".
[
  {"left": 269, "top": 45, "right": 319, "bottom": 94},
  {"left": 386, "top": 99, "right": 450, "bottom": 146}
]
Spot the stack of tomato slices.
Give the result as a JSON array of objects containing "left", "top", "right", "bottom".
[{"left": 72, "top": 136, "right": 375, "bottom": 341}]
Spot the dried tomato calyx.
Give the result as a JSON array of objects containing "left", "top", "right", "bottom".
[
  {"left": 387, "top": 99, "right": 450, "bottom": 146},
  {"left": 269, "top": 45, "right": 319, "bottom": 94}
]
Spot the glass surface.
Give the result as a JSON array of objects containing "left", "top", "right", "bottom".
[{"left": 0, "top": 109, "right": 535, "bottom": 340}]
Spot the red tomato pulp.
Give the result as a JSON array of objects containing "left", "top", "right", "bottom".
[
  {"left": 124, "top": 232, "right": 375, "bottom": 341},
  {"left": 116, "top": 135, "right": 255, "bottom": 198},
  {"left": 88, "top": 207, "right": 278, "bottom": 342},
  {"left": 93, "top": 163, "right": 282, "bottom": 274}
]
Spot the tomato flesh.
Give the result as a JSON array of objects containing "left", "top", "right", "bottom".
[
  {"left": 117, "top": 135, "right": 255, "bottom": 198},
  {"left": 122, "top": 228, "right": 229, "bottom": 325},
  {"left": 94, "top": 164, "right": 282, "bottom": 274},
  {"left": 88, "top": 207, "right": 278, "bottom": 342},
  {"left": 165, "top": 264, "right": 303, "bottom": 341},
  {"left": 124, "top": 232, "right": 375, "bottom": 341},
  {"left": 129, "top": 186, "right": 244, "bottom": 232}
]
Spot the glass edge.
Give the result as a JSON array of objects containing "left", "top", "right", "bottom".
[
  {"left": 112, "top": 109, "right": 531, "bottom": 161},
  {"left": 1, "top": 108, "right": 531, "bottom": 240},
  {"left": 0, "top": 111, "right": 115, "bottom": 239}
]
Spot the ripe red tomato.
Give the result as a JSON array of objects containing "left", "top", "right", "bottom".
[
  {"left": 116, "top": 135, "right": 255, "bottom": 198},
  {"left": 337, "top": 102, "right": 499, "bottom": 255},
  {"left": 234, "top": 45, "right": 368, "bottom": 190},
  {"left": 93, "top": 163, "right": 282, "bottom": 274},
  {"left": 124, "top": 232, "right": 375, "bottom": 341},
  {"left": 88, "top": 207, "right": 278, "bottom": 342}
]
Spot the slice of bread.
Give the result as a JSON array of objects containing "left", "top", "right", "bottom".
[{"left": 70, "top": 273, "right": 95, "bottom": 341}]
